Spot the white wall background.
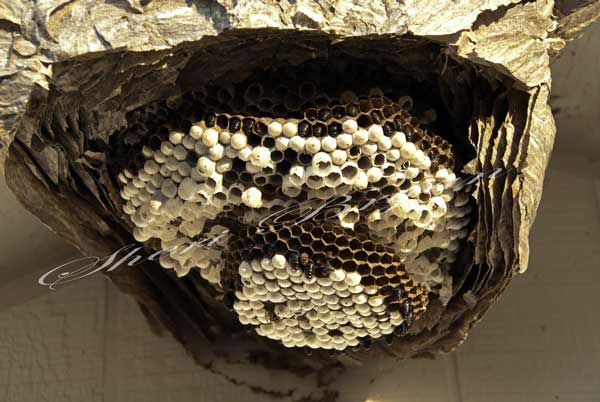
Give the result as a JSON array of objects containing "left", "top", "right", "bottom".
[{"left": 0, "top": 21, "right": 599, "bottom": 402}]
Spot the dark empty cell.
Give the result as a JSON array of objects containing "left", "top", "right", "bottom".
[
  {"left": 380, "top": 185, "right": 396, "bottom": 196},
  {"left": 283, "top": 148, "right": 298, "bottom": 162},
  {"left": 379, "top": 254, "right": 392, "bottom": 265},
  {"left": 312, "top": 226, "right": 324, "bottom": 238},
  {"left": 332, "top": 105, "right": 345, "bottom": 119},
  {"left": 239, "top": 172, "right": 253, "bottom": 184},
  {"left": 346, "top": 104, "right": 359, "bottom": 117},
  {"left": 365, "top": 188, "right": 380, "bottom": 200},
  {"left": 357, "top": 265, "right": 371, "bottom": 275},
  {"left": 298, "top": 120, "right": 312, "bottom": 137},
  {"left": 354, "top": 250, "right": 368, "bottom": 261},
  {"left": 216, "top": 115, "right": 229, "bottom": 129},
  {"left": 274, "top": 240, "right": 288, "bottom": 253},
  {"left": 358, "top": 100, "right": 371, "bottom": 113},
  {"left": 334, "top": 236, "right": 348, "bottom": 247},
  {"left": 288, "top": 225, "right": 302, "bottom": 237},
  {"left": 247, "top": 133, "right": 261, "bottom": 147},
  {"left": 261, "top": 184, "right": 276, "bottom": 196},
  {"left": 330, "top": 258, "right": 343, "bottom": 269},
  {"left": 339, "top": 248, "right": 353, "bottom": 260},
  {"left": 361, "top": 275, "right": 375, "bottom": 286},
  {"left": 297, "top": 153, "right": 312, "bottom": 166},
  {"left": 258, "top": 97, "right": 274, "bottom": 110},
  {"left": 299, "top": 233, "right": 312, "bottom": 245},
  {"left": 278, "top": 160, "right": 291, "bottom": 175},
  {"left": 253, "top": 176, "right": 267, "bottom": 186},
  {"left": 375, "top": 276, "right": 389, "bottom": 286},
  {"left": 204, "top": 112, "right": 216, "bottom": 127},
  {"left": 232, "top": 157, "right": 245, "bottom": 172},
  {"left": 367, "top": 253, "right": 381, "bottom": 264},
  {"left": 370, "top": 110, "right": 383, "bottom": 124},
  {"left": 317, "top": 108, "right": 332, "bottom": 121},
  {"left": 357, "top": 114, "right": 372, "bottom": 128},
  {"left": 262, "top": 244, "right": 275, "bottom": 258},
  {"left": 324, "top": 245, "right": 337, "bottom": 256},
  {"left": 312, "top": 242, "right": 325, "bottom": 252},
  {"left": 270, "top": 174, "right": 282, "bottom": 185},
  {"left": 288, "top": 238, "right": 301, "bottom": 249},
  {"left": 305, "top": 108, "right": 318, "bottom": 122},
  {"left": 372, "top": 266, "right": 385, "bottom": 276},
  {"left": 341, "top": 260, "right": 357, "bottom": 272},
  {"left": 250, "top": 248, "right": 263, "bottom": 260},
  {"left": 270, "top": 150, "right": 284, "bottom": 163},
  {"left": 242, "top": 118, "right": 255, "bottom": 135},
  {"left": 264, "top": 232, "right": 278, "bottom": 244},
  {"left": 261, "top": 136, "right": 275, "bottom": 148},
  {"left": 302, "top": 221, "right": 314, "bottom": 231},
  {"left": 312, "top": 123, "right": 326, "bottom": 137},
  {"left": 348, "top": 239, "right": 361, "bottom": 250},
  {"left": 322, "top": 232, "right": 336, "bottom": 244},
  {"left": 254, "top": 121, "right": 268, "bottom": 136},
  {"left": 228, "top": 185, "right": 242, "bottom": 198},
  {"left": 400, "top": 179, "right": 411, "bottom": 190},
  {"left": 277, "top": 227, "right": 291, "bottom": 241},
  {"left": 327, "top": 122, "right": 341, "bottom": 137}
]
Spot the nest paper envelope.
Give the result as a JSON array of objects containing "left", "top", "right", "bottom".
[{"left": 1, "top": 0, "right": 599, "bottom": 367}]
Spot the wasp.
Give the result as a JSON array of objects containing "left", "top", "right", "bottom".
[
  {"left": 303, "top": 262, "right": 315, "bottom": 280},
  {"left": 288, "top": 251, "right": 316, "bottom": 279},
  {"left": 400, "top": 299, "right": 415, "bottom": 328},
  {"left": 264, "top": 303, "right": 280, "bottom": 323},
  {"left": 288, "top": 252, "right": 301, "bottom": 271},
  {"left": 393, "top": 287, "right": 406, "bottom": 300}
]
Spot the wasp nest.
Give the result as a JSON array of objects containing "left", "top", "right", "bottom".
[{"left": 116, "top": 80, "right": 472, "bottom": 350}]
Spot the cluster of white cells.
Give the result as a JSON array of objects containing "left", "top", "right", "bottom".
[
  {"left": 118, "top": 91, "right": 472, "bottom": 350},
  {"left": 234, "top": 255, "right": 404, "bottom": 349}
]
